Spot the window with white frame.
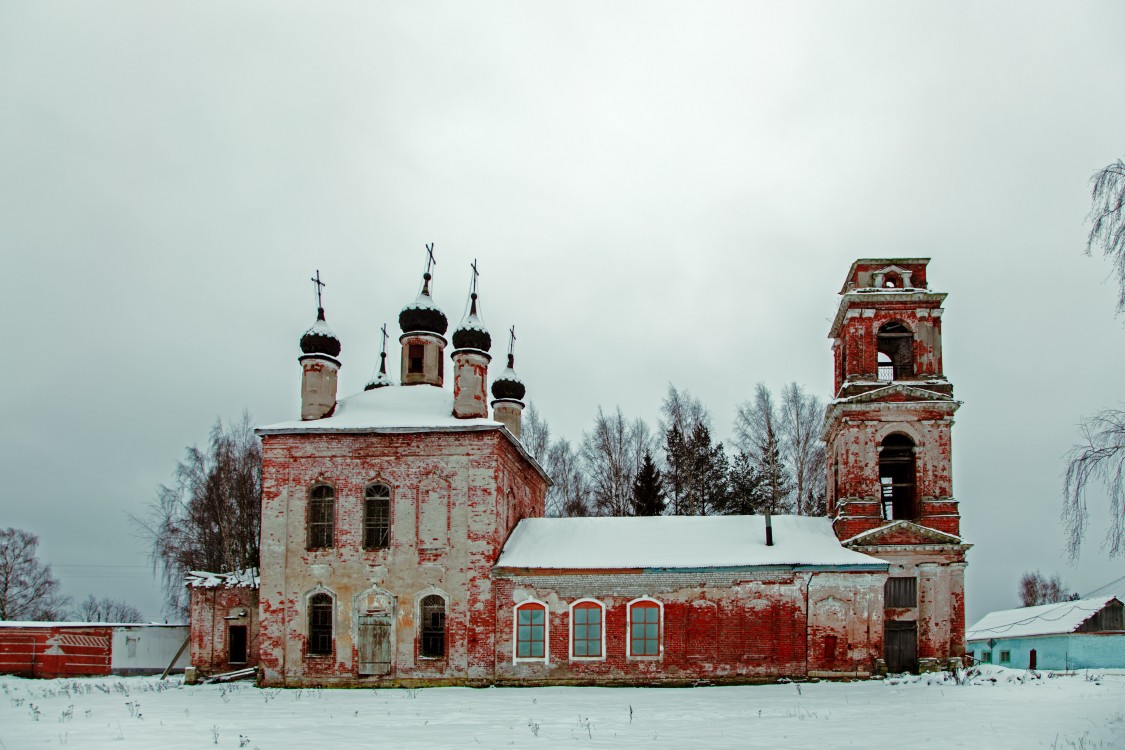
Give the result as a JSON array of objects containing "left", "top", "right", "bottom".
[
  {"left": 570, "top": 600, "right": 604, "bottom": 659},
  {"left": 514, "top": 601, "right": 548, "bottom": 661},
  {"left": 628, "top": 599, "right": 662, "bottom": 657}
]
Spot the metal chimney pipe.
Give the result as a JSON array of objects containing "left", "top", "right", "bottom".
[{"left": 765, "top": 509, "right": 774, "bottom": 547}]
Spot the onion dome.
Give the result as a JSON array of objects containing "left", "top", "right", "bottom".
[
  {"left": 364, "top": 351, "right": 392, "bottom": 390},
  {"left": 300, "top": 308, "right": 341, "bottom": 358},
  {"left": 399, "top": 272, "right": 448, "bottom": 335},
  {"left": 491, "top": 353, "right": 526, "bottom": 401},
  {"left": 452, "top": 292, "right": 491, "bottom": 351}
]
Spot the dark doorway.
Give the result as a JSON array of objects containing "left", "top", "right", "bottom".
[
  {"left": 884, "top": 621, "right": 917, "bottom": 673},
  {"left": 1029, "top": 649, "right": 1037, "bottom": 670},
  {"left": 228, "top": 625, "right": 248, "bottom": 664}
]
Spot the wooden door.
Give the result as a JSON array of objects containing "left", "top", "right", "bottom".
[
  {"left": 884, "top": 621, "right": 917, "bottom": 673},
  {"left": 1029, "top": 649, "right": 1037, "bottom": 670},
  {"left": 358, "top": 615, "right": 393, "bottom": 676}
]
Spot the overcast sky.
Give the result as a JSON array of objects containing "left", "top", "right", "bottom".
[{"left": 2, "top": 2, "right": 1124, "bottom": 622}]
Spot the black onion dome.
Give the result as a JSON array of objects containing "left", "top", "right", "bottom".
[
  {"left": 452, "top": 293, "right": 491, "bottom": 351},
  {"left": 300, "top": 308, "right": 341, "bottom": 357},
  {"left": 491, "top": 354, "right": 526, "bottom": 401},
  {"left": 399, "top": 273, "right": 448, "bottom": 335}
]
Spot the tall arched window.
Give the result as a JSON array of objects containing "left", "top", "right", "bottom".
[
  {"left": 307, "top": 484, "right": 335, "bottom": 549},
  {"left": 570, "top": 600, "right": 604, "bottom": 659},
  {"left": 879, "top": 434, "right": 917, "bottom": 520},
  {"left": 308, "top": 592, "right": 333, "bottom": 656},
  {"left": 627, "top": 599, "right": 662, "bottom": 658},
  {"left": 877, "top": 322, "right": 914, "bottom": 380},
  {"left": 363, "top": 483, "right": 391, "bottom": 549},
  {"left": 419, "top": 594, "right": 447, "bottom": 658},
  {"left": 514, "top": 601, "right": 548, "bottom": 662}
]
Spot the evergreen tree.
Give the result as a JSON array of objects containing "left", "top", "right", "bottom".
[
  {"left": 684, "top": 422, "right": 729, "bottom": 515},
  {"left": 664, "top": 424, "right": 688, "bottom": 514},
  {"left": 631, "top": 451, "right": 666, "bottom": 516},
  {"left": 758, "top": 430, "right": 794, "bottom": 514},
  {"left": 720, "top": 450, "right": 767, "bottom": 515}
]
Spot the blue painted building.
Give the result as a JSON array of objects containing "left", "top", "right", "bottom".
[{"left": 967, "top": 596, "right": 1125, "bottom": 670}]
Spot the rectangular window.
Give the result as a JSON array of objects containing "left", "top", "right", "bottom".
[
  {"left": 516, "top": 605, "right": 546, "bottom": 659},
  {"left": 572, "top": 603, "right": 602, "bottom": 658},
  {"left": 630, "top": 603, "right": 660, "bottom": 657},
  {"left": 980, "top": 650, "right": 992, "bottom": 664},
  {"left": 409, "top": 344, "right": 424, "bottom": 373},
  {"left": 885, "top": 577, "right": 917, "bottom": 608},
  {"left": 999, "top": 650, "right": 1010, "bottom": 664}
]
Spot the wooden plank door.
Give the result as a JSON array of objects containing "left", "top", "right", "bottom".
[
  {"left": 358, "top": 615, "right": 393, "bottom": 676},
  {"left": 884, "top": 621, "right": 917, "bottom": 673}
]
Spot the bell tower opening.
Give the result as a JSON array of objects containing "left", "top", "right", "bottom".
[
  {"left": 877, "top": 321, "right": 914, "bottom": 380},
  {"left": 879, "top": 434, "right": 916, "bottom": 520}
]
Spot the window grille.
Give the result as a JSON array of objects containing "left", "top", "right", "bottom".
[
  {"left": 307, "top": 485, "right": 335, "bottom": 549},
  {"left": 885, "top": 577, "right": 917, "bottom": 608},
  {"left": 999, "top": 650, "right": 1010, "bottom": 663},
  {"left": 630, "top": 602, "right": 661, "bottom": 656},
  {"left": 420, "top": 595, "right": 446, "bottom": 658},
  {"left": 308, "top": 593, "right": 333, "bottom": 656},
  {"left": 364, "top": 484, "right": 391, "bottom": 549},
  {"left": 572, "top": 602, "right": 603, "bottom": 658},
  {"left": 516, "top": 603, "right": 546, "bottom": 659}
]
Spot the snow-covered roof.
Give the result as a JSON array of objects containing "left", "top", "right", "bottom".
[
  {"left": 257, "top": 384, "right": 503, "bottom": 434},
  {"left": 185, "top": 568, "right": 260, "bottom": 589},
  {"left": 0, "top": 621, "right": 186, "bottom": 628},
  {"left": 967, "top": 596, "right": 1121, "bottom": 641},
  {"left": 495, "top": 515, "right": 886, "bottom": 570}
]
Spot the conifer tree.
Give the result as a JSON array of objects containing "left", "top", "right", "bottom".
[
  {"left": 664, "top": 424, "right": 688, "bottom": 514},
  {"left": 631, "top": 451, "right": 666, "bottom": 516},
  {"left": 720, "top": 450, "right": 766, "bottom": 515}
]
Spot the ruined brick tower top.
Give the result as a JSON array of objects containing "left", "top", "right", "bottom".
[{"left": 828, "top": 258, "right": 950, "bottom": 400}]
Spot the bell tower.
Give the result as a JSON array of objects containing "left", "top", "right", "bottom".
[{"left": 823, "top": 258, "right": 969, "bottom": 673}]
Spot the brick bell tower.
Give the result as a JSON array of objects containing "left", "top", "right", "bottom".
[{"left": 823, "top": 259, "right": 970, "bottom": 673}]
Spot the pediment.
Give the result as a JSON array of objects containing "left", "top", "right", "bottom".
[
  {"left": 836, "top": 383, "right": 954, "bottom": 405},
  {"left": 842, "top": 520, "right": 962, "bottom": 547}
]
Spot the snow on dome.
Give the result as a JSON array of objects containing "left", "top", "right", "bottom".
[
  {"left": 365, "top": 369, "right": 393, "bottom": 390},
  {"left": 258, "top": 383, "right": 504, "bottom": 433},
  {"left": 452, "top": 307, "right": 491, "bottom": 352},
  {"left": 300, "top": 311, "right": 341, "bottom": 358},
  {"left": 496, "top": 515, "right": 886, "bottom": 570},
  {"left": 967, "top": 595, "right": 1121, "bottom": 641},
  {"left": 185, "top": 568, "right": 260, "bottom": 589},
  {"left": 491, "top": 355, "right": 525, "bottom": 401},
  {"left": 399, "top": 276, "right": 448, "bottom": 335}
]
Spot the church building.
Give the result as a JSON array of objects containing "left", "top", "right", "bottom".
[{"left": 186, "top": 256, "right": 968, "bottom": 685}]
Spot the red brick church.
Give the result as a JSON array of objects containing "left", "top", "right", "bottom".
[{"left": 187, "top": 257, "right": 969, "bottom": 686}]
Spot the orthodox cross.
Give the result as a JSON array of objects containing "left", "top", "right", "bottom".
[
  {"left": 470, "top": 258, "right": 479, "bottom": 296},
  {"left": 424, "top": 243, "right": 437, "bottom": 275},
  {"left": 310, "top": 270, "right": 326, "bottom": 308},
  {"left": 380, "top": 323, "right": 389, "bottom": 357},
  {"left": 508, "top": 325, "right": 516, "bottom": 357}
]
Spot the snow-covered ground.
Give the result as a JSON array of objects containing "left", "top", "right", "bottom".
[{"left": 1, "top": 667, "right": 1122, "bottom": 749}]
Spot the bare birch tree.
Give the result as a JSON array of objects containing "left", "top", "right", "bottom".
[
  {"left": 734, "top": 384, "right": 794, "bottom": 514},
  {"left": 544, "top": 438, "right": 591, "bottom": 517},
  {"left": 75, "top": 595, "right": 143, "bottom": 623},
  {"left": 134, "top": 413, "right": 261, "bottom": 619},
  {"left": 0, "top": 528, "right": 69, "bottom": 621},
  {"left": 779, "top": 382, "right": 827, "bottom": 516},
  {"left": 1062, "top": 158, "right": 1125, "bottom": 557},
  {"left": 521, "top": 402, "right": 551, "bottom": 463},
  {"left": 581, "top": 407, "right": 652, "bottom": 516}
]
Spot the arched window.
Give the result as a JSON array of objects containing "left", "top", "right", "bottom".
[
  {"left": 570, "top": 600, "right": 604, "bottom": 659},
  {"left": 307, "top": 484, "right": 335, "bottom": 549},
  {"left": 308, "top": 592, "right": 333, "bottom": 656},
  {"left": 419, "top": 594, "right": 447, "bottom": 658},
  {"left": 514, "top": 601, "right": 548, "bottom": 662},
  {"left": 627, "top": 599, "right": 662, "bottom": 658},
  {"left": 877, "top": 322, "right": 914, "bottom": 380},
  {"left": 879, "top": 434, "right": 917, "bottom": 520},
  {"left": 363, "top": 483, "right": 391, "bottom": 549}
]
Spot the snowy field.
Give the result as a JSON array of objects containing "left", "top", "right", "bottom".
[{"left": 1, "top": 668, "right": 1123, "bottom": 749}]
